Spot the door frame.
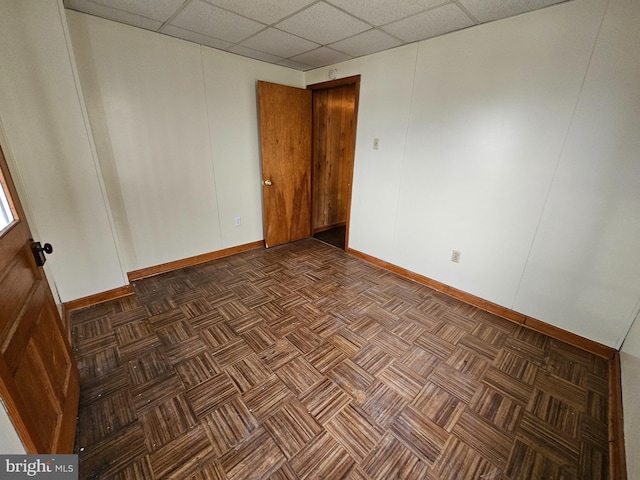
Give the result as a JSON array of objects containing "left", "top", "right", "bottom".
[{"left": 307, "top": 75, "right": 361, "bottom": 251}]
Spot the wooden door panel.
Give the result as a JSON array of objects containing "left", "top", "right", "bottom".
[
  {"left": 14, "top": 338, "right": 60, "bottom": 452},
  {"left": 0, "top": 225, "right": 33, "bottom": 332},
  {"left": 257, "top": 81, "right": 312, "bottom": 247},
  {"left": 0, "top": 143, "right": 79, "bottom": 453},
  {"left": 311, "top": 83, "right": 356, "bottom": 233},
  {"left": 32, "top": 303, "right": 71, "bottom": 403},
  {"left": 0, "top": 256, "right": 33, "bottom": 335}
]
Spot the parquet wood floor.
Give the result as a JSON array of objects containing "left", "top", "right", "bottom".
[{"left": 71, "top": 239, "right": 610, "bottom": 479}]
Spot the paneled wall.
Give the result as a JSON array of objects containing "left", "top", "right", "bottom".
[
  {"left": 306, "top": 0, "right": 640, "bottom": 350},
  {"left": 67, "top": 12, "right": 304, "bottom": 272},
  {"left": 0, "top": 0, "right": 126, "bottom": 302}
]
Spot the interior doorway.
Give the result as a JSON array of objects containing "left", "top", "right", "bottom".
[
  {"left": 257, "top": 76, "right": 360, "bottom": 250},
  {"left": 308, "top": 77, "right": 360, "bottom": 250}
]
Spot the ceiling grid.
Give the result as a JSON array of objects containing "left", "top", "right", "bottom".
[{"left": 64, "top": 0, "right": 569, "bottom": 70}]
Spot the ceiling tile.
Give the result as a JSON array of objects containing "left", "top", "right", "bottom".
[
  {"left": 227, "top": 45, "right": 284, "bottom": 64},
  {"left": 326, "top": 0, "right": 449, "bottom": 26},
  {"left": 277, "top": 59, "right": 313, "bottom": 70},
  {"left": 205, "top": 0, "right": 316, "bottom": 24},
  {"left": 79, "top": 0, "right": 186, "bottom": 22},
  {"left": 65, "top": 0, "right": 571, "bottom": 71},
  {"left": 240, "top": 28, "right": 319, "bottom": 59},
  {"left": 459, "top": 0, "right": 566, "bottom": 23},
  {"left": 65, "top": 0, "right": 163, "bottom": 30},
  {"left": 330, "top": 29, "right": 403, "bottom": 57},
  {"left": 169, "top": 0, "right": 266, "bottom": 44},
  {"left": 382, "top": 4, "right": 475, "bottom": 43},
  {"left": 276, "top": 2, "right": 371, "bottom": 45},
  {"left": 160, "top": 25, "right": 233, "bottom": 50},
  {"left": 290, "top": 47, "right": 352, "bottom": 68}
]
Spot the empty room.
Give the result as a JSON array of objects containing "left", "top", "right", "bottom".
[{"left": 0, "top": 0, "right": 639, "bottom": 479}]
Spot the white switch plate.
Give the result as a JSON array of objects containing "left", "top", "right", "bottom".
[
  {"left": 373, "top": 138, "right": 379, "bottom": 150},
  {"left": 234, "top": 217, "right": 241, "bottom": 226},
  {"left": 451, "top": 250, "right": 461, "bottom": 263}
]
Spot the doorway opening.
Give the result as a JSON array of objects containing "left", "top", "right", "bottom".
[
  {"left": 308, "top": 76, "right": 360, "bottom": 251},
  {"left": 313, "top": 224, "right": 346, "bottom": 250}
]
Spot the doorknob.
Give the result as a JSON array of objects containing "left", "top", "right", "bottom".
[
  {"left": 30, "top": 241, "right": 53, "bottom": 267},
  {"left": 263, "top": 180, "right": 272, "bottom": 186}
]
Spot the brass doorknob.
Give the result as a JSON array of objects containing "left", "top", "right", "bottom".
[{"left": 263, "top": 180, "right": 272, "bottom": 186}]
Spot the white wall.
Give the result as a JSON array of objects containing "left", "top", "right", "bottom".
[
  {"left": 0, "top": 0, "right": 125, "bottom": 301},
  {"left": 306, "top": 0, "right": 640, "bottom": 349},
  {"left": 67, "top": 12, "right": 304, "bottom": 272},
  {"left": 513, "top": 0, "right": 640, "bottom": 348},
  {"left": 202, "top": 49, "right": 305, "bottom": 248},
  {"left": 0, "top": 400, "right": 24, "bottom": 454}
]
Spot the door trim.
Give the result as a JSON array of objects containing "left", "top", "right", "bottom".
[{"left": 307, "top": 75, "right": 361, "bottom": 251}]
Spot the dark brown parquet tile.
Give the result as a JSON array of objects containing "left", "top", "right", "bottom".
[
  {"left": 219, "top": 427, "right": 285, "bottom": 479},
  {"left": 289, "top": 431, "right": 354, "bottom": 479},
  {"left": 149, "top": 425, "right": 214, "bottom": 479},
  {"left": 139, "top": 394, "right": 197, "bottom": 450},
  {"left": 324, "top": 405, "right": 383, "bottom": 463},
  {"left": 242, "top": 375, "right": 294, "bottom": 422},
  {"left": 72, "top": 239, "right": 612, "bottom": 479},
  {"left": 203, "top": 395, "right": 259, "bottom": 457},
  {"left": 263, "top": 399, "right": 323, "bottom": 459},
  {"left": 361, "top": 433, "right": 430, "bottom": 480},
  {"left": 304, "top": 342, "right": 346, "bottom": 373},
  {"left": 299, "top": 377, "right": 352, "bottom": 425},
  {"left": 413, "top": 382, "right": 465, "bottom": 432},
  {"left": 432, "top": 435, "right": 502, "bottom": 480},
  {"left": 174, "top": 351, "right": 221, "bottom": 389},
  {"left": 390, "top": 404, "right": 448, "bottom": 465}
]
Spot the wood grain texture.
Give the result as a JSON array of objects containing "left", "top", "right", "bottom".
[
  {"left": 127, "top": 241, "right": 264, "bottom": 281},
  {"left": 348, "top": 247, "right": 615, "bottom": 359},
  {"left": 311, "top": 83, "right": 356, "bottom": 233},
  {"left": 609, "top": 352, "right": 627, "bottom": 480},
  {"left": 257, "top": 81, "right": 312, "bottom": 248},
  {"left": 70, "top": 239, "right": 618, "bottom": 479},
  {"left": 0, "top": 143, "right": 79, "bottom": 454}
]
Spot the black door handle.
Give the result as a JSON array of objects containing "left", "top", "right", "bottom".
[{"left": 31, "top": 241, "right": 53, "bottom": 266}]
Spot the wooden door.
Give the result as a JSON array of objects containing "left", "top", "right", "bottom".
[
  {"left": 257, "top": 81, "right": 312, "bottom": 248},
  {"left": 311, "top": 83, "right": 357, "bottom": 234},
  {"left": 0, "top": 144, "right": 79, "bottom": 453}
]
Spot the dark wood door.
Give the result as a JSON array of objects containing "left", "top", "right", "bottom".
[
  {"left": 311, "top": 83, "right": 357, "bottom": 234},
  {"left": 0, "top": 144, "right": 79, "bottom": 453},
  {"left": 257, "top": 81, "right": 312, "bottom": 248}
]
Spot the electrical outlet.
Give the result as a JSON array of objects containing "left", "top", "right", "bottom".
[
  {"left": 234, "top": 217, "right": 241, "bottom": 226},
  {"left": 451, "top": 250, "right": 461, "bottom": 263},
  {"left": 373, "top": 138, "right": 379, "bottom": 150}
]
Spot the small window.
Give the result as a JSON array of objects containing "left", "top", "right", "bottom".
[{"left": 0, "top": 169, "right": 16, "bottom": 232}]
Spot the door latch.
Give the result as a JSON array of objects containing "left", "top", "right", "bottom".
[{"left": 30, "top": 241, "right": 53, "bottom": 267}]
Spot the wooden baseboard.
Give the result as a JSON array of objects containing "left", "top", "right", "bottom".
[
  {"left": 62, "top": 284, "right": 135, "bottom": 335},
  {"left": 347, "top": 248, "right": 615, "bottom": 360},
  {"left": 609, "top": 352, "right": 627, "bottom": 479},
  {"left": 63, "top": 285, "right": 134, "bottom": 313},
  {"left": 127, "top": 240, "right": 265, "bottom": 282},
  {"left": 348, "top": 246, "right": 625, "bottom": 475}
]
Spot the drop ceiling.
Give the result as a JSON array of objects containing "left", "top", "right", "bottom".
[{"left": 64, "top": 0, "right": 569, "bottom": 71}]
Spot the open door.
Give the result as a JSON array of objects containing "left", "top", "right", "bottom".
[
  {"left": 257, "top": 81, "right": 312, "bottom": 248},
  {"left": 0, "top": 144, "right": 79, "bottom": 453}
]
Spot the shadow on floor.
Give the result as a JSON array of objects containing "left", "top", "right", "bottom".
[{"left": 313, "top": 225, "right": 346, "bottom": 250}]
